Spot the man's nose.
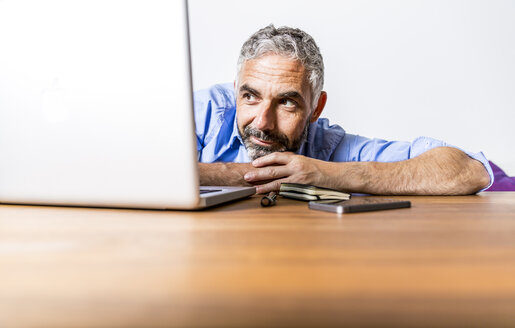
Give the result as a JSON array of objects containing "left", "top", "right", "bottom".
[{"left": 255, "top": 102, "right": 276, "bottom": 131}]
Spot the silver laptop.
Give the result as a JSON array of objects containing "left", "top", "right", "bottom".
[{"left": 0, "top": 0, "right": 255, "bottom": 209}]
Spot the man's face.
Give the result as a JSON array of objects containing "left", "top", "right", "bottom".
[{"left": 236, "top": 54, "right": 314, "bottom": 160}]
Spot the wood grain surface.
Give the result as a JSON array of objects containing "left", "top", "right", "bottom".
[{"left": 1, "top": 192, "right": 515, "bottom": 327}]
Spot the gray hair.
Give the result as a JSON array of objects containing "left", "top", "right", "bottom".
[{"left": 236, "top": 24, "right": 325, "bottom": 109}]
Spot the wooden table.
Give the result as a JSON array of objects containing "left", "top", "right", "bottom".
[{"left": 1, "top": 192, "right": 515, "bottom": 327}]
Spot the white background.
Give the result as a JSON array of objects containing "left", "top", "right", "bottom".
[{"left": 189, "top": 0, "right": 515, "bottom": 174}]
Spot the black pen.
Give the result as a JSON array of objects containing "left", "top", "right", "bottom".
[{"left": 260, "top": 191, "right": 277, "bottom": 207}]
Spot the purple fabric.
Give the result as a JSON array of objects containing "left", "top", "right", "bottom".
[{"left": 485, "top": 161, "right": 515, "bottom": 191}]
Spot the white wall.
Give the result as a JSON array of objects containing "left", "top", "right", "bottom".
[{"left": 189, "top": 0, "right": 515, "bottom": 174}]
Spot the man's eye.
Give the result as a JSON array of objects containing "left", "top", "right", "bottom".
[
  {"left": 243, "top": 93, "right": 256, "bottom": 102},
  {"left": 280, "top": 99, "right": 297, "bottom": 108}
]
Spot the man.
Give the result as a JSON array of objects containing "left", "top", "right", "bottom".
[{"left": 195, "top": 25, "right": 493, "bottom": 195}]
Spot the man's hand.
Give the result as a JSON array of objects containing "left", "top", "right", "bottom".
[{"left": 244, "top": 152, "right": 333, "bottom": 193}]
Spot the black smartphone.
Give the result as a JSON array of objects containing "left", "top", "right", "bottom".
[{"left": 308, "top": 197, "right": 411, "bottom": 214}]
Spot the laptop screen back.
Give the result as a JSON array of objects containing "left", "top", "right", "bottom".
[{"left": 0, "top": 0, "right": 200, "bottom": 208}]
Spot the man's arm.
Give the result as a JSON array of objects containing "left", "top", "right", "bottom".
[
  {"left": 198, "top": 162, "right": 254, "bottom": 186},
  {"left": 243, "top": 147, "right": 491, "bottom": 195}
]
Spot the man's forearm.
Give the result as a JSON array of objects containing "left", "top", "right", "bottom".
[
  {"left": 325, "top": 147, "right": 491, "bottom": 195},
  {"left": 198, "top": 162, "right": 254, "bottom": 186}
]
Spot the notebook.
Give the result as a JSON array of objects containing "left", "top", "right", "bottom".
[
  {"left": 0, "top": 0, "right": 255, "bottom": 209},
  {"left": 279, "top": 183, "right": 351, "bottom": 201}
]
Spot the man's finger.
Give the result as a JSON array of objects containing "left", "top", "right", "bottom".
[
  {"left": 252, "top": 152, "right": 293, "bottom": 167},
  {"left": 255, "top": 178, "right": 289, "bottom": 194},
  {"left": 244, "top": 165, "right": 290, "bottom": 182}
]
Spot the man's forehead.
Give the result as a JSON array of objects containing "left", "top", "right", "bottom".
[{"left": 239, "top": 54, "right": 310, "bottom": 94}]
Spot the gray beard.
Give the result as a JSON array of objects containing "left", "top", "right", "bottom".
[{"left": 241, "top": 122, "right": 310, "bottom": 161}]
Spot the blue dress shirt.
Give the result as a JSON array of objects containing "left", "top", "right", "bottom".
[{"left": 194, "top": 83, "right": 494, "bottom": 190}]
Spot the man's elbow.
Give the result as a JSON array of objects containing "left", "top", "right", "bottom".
[
  {"left": 433, "top": 147, "right": 491, "bottom": 195},
  {"left": 468, "top": 159, "right": 491, "bottom": 194},
  {"left": 458, "top": 156, "right": 491, "bottom": 195}
]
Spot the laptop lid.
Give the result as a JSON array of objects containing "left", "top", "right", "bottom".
[{"left": 0, "top": 0, "right": 203, "bottom": 209}]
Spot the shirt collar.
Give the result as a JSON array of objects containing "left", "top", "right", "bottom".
[{"left": 230, "top": 113, "right": 244, "bottom": 148}]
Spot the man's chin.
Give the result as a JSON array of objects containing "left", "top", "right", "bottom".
[
  {"left": 247, "top": 147, "right": 273, "bottom": 161},
  {"left": 245, "top": 144, "right": 285, "bottom": 160}
]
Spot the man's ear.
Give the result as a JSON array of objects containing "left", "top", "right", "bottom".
[{"left": 310, "top": 91, "right": 327, "bottom": 123}]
